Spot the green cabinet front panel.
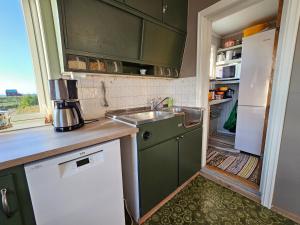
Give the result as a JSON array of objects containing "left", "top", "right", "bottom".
[
  {"left": 62, "top": 0, "right": 142, "bottom": 60},
  {"left": 163, "top": 0, "right": 188, "bottom": 32},
  {"left": 178, "top": 128, "right": 202, "bottom": 185},
  {"left": 141, "top": 21, "right": 186, "bottom": 68},
  {"left": 137, "top": 116, "right": 184, "bottom": 150},
  {"left": 0, "top": 167, "right": 35, "bottom": 225},
  {"left": 125, "top": 0, "right": 163, "bottom": 20},
  {"left": 139, "top": 138, "right": 178, "bottom": 216}
]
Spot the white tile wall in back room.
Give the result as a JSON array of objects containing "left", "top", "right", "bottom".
[{"left": 69, "top": 73, "right": 197, "bottom": 120}]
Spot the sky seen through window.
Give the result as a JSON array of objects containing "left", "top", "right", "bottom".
[{"left": 0, "top": 0, "right": 37, "bottom": 96}]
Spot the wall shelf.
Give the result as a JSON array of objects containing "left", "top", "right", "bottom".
[
  {"left": 217, "top": 44, "right": 242, "bottom": 53},
  {"left": 213, "top": 79, "right": 240, "bottom": 85},
  {"left": 216, "top": 58, "right": 242, "bottom": 66}
]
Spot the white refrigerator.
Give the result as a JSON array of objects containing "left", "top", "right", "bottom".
[{"left": 235, "top": 29, "right": 275, "bottom": 156}]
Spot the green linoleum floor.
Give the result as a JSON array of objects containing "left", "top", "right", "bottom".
[{"left": 143, "top": 176, "right": 298, "bottom": 225}]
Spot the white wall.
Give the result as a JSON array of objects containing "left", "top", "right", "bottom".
[
  {"left": 181, "top": 0, "right": 220, "bottom": 77},
  {"left": 67, "top": 73, "right": 197, "bottom": 120}
]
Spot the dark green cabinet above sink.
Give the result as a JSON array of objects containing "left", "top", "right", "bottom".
[
  {"left": 62, "top": 0, "right": 142, "bottom": 60},
  {"left": 125, "top": 0, "right": 163, "bottom": 20},
  {"left": 163, "top": 0, "right": 188, "bottom": 32},
  {"left": 142, "top": 21, "right": 186, "bottom": 68},
  {"left": 57, "top": 0, "right": 188, "bottom": 76}
]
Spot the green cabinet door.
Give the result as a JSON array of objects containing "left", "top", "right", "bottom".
[
  {"left": 125, "top": 0, "right": 163, "bottom": 20},
  {"left": 142, "top": 20, "right": 186, "bottom": 67},
  {"left": 0, "top": 167, "right": 35, "bottom": 225},
  {"left": 61, "top": 0, "right": 142, "bottom": 60},
  {"left": 163, "top": 0, "right": 188, "bottom": 32},
  {"left": 178, "top": 128, "right": 202, "bottom": 185},
  {"left": 139, "top": 138, "right": 178, "bottom": 216}
]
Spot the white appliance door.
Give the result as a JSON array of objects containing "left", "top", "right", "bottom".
[
  {"left": 25, "top": 140, "right": 125, "bottom": 225},
  {"left": 238, "top": 29, "right": 275, "bottom": 107},
  {"left": 235, "top": 106, "right": 266, "bottom": 156}
]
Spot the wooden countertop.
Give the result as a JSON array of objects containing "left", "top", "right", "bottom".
[{"left": 0, "top": 118, "right": 138, "bottom": 171}]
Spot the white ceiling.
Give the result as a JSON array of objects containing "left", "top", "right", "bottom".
[{"left": 212, "top": 0, "right": 278, "bottom": 37}]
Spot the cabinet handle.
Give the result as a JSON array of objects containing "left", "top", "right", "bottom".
[
  {"left": 142, "top": 131, "right": 152, "bottom": 141},
  {"left": 163, "top": 4, "right": 168, "bottom": 13},
  {"left": 1, "top": 188, "right": 11, "bottom": 217}
]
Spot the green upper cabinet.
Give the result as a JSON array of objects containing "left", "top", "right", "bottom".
[
  {"left": 163, "top": 0, "right": 188, "bottom": 32},
  {"left": 61, "top": 0, "right": 142, "bottom": 60},
  {"left": 125, "top": 0, "right": 163, "bottom": 20},
  {"left": 57, "top": 0, "right": 188, "bottom": 75},
  {"left": 141, "top": 21, "right": 186, "bottom": 68},
  {"left": 0, "top": 167, "right": 35, "bottom": 225}
]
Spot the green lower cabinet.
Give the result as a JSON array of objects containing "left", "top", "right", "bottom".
[
  {"left": 139, "top": 138, "right": 178, "bottom": 216},
  {"left": 0, "top": 166, "right": 35, "bottom": 225},
  {"left": 178, "top": 128, "right": 202, "bottom": 185},
  {"left": 138, "top": 125, "right": 203, "bottom": 216}
]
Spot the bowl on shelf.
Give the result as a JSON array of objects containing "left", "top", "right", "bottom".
[{"left": 243, "top": 23, "right": 269, "bottom": 37}]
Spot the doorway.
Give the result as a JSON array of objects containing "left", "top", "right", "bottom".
[
  {"left": 206, "top": 0, "right": 278, "bottom": 192},
  {"left": 196, "top": 0, "right": 300, "bottom": 208}
]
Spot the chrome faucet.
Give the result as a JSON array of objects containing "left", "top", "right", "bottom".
[{"left": 152, "top": 97, "right": 170, "bottom": 110}]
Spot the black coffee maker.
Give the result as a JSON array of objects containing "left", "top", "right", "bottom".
[{"left": 49, "top": 79, "right": 84, "bottom": 132}]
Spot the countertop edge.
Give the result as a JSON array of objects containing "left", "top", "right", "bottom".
[{"left": 0, "top": 127, "right": 138, "bottom": 171}]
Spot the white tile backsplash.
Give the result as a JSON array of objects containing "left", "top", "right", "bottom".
[{"left": 69, "top": 73, "right": 197, "bottom": 120}]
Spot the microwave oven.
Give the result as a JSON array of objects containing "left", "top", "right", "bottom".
[{"left": 216, "top": 62, "right": 241, "bottom": 80}]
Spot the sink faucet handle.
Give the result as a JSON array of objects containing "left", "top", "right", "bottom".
[{"left": 153, "top": 97, "right": 170, "bottom": 110}]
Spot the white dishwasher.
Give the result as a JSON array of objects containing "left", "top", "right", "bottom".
[{"left": 25, "top": 139, "right": 125, "bottom": 225}]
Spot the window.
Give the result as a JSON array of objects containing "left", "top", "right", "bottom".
[{"left": 0, "top": 0, "right": 50, "bottom": 132}]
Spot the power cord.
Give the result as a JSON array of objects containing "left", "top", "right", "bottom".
[
  {"left": 84, "top": 119, "right": 99, "bottom": 124},
  {"left": 124, "top": 198, "right": 134, "bottom": 225}
]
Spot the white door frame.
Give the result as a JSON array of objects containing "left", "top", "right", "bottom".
[{"left": 196, "top": 0, "right": 300, "bottom": 208}]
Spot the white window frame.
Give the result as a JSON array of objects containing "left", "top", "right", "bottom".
[
  {"left": 22, "top": 0, "right": 51, "bottom": 113},
  {"left": 0, "top": 0, "right": 53, "bottom": 132}
]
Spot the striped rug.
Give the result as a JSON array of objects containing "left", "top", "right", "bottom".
[{"left": 207, "top": 147, "right": 260, "bottom": 184}]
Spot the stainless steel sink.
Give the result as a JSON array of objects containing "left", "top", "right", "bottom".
[
  {"left": 162, "top": 106, "right": 203, "bottom": 128},
  {"left": 111, "top": 111, "right": 175, "bottom": 125},
  {"left": 107, "top": 106, "right": 203, "bottom": 127}
]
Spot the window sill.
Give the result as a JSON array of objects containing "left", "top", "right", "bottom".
[{"left": 0, "top": 115, "right": 51, "bottom": 133}]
